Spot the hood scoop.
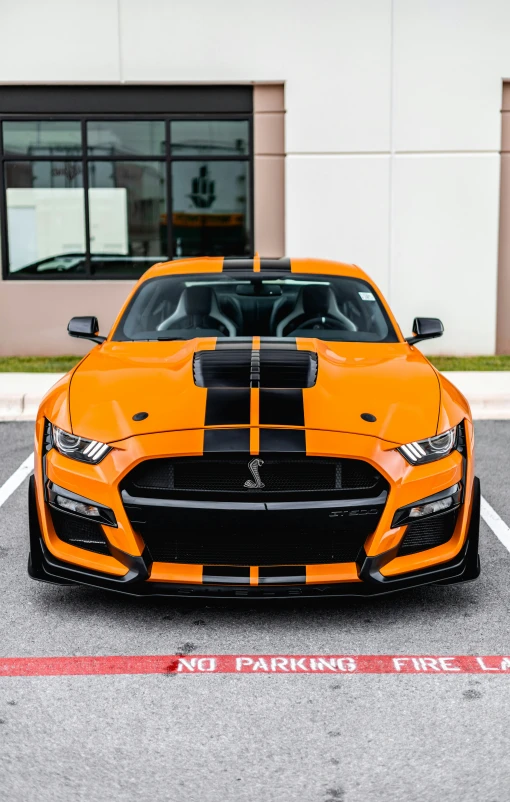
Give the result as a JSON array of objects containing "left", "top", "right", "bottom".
[{"left": 193, "top": 348, "right": 318, "bottom": 389}]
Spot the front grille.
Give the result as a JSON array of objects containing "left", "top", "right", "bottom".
[
  {"left": 125, "top": 457, "right": 382, "bottom": 497},
  {"left": 398, "top": 511, "right": 458, "bottom": 556},
  {"left": 123, "top": 454, "right": 387, "bottom": 567},
  {"left": 141, "top": 527, "right": 369, "bottom": 565},
  {"left": 50, "top": 508, "right": 110, "bottom": 555}
]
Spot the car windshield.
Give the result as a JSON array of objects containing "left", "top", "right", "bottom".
[{"left": 112, "top": 273, "right": 399, "bottom": 343}]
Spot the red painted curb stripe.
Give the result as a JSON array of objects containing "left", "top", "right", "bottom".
[{"left": 2, "top": 655, "right": 510, "bottom": 677}]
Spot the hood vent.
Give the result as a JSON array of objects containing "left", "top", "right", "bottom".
[{"left": 193, "top": 348, "right": 318, "bottom": 389}]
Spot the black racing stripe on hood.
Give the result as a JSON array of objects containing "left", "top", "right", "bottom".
[
  {"left": 259, "top": 429, "right": 306, "bottom": 452},
  {"left": 203, "top": 428, "right": 250, "bottom": 452},
  {"left": 258, "top": 338, "right": 305, "bottom": 427},
  {"left": 259, "top": 337, "right": 297, "bottom": 349},
  {"left": 202, "top": 337, "right": 252, "bottom": 430},
  {"left": 205, "top": 389, "right": 251, "bottom": 425},
  {"left": 259, "top": 390, "right": 305, "bottom": 426}
]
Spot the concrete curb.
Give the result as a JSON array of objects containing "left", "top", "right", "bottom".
[
  {"left": 0, "top": 374, "right": 64, "bottom": 421},
  {"left": 2, "top": 371, "right": 510, "bottom": 421}
]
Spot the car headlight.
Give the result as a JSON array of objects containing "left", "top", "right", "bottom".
[
  {"left": 51, "top": 425, "right": 111, "bottom": 464},
  {"left": 398, "top": 426, "right": 458, "bottom": 465}
]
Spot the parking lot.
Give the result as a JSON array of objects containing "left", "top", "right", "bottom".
[{"left": 1, "top": 419, "right": 510, "bottom": 802}]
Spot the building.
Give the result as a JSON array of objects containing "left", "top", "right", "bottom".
[{"left": 0, "top": 0, "right": 509, "bottom": 356}]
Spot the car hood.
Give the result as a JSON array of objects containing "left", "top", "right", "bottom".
[{"left": 69, "top": 339, "right": 441, "bottom": 446}]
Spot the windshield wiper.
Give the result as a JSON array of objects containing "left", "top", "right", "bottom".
[{"left": 156, "top": 336, "right": 186, "bottom": 341}]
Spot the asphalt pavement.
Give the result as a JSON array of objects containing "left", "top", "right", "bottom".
[{"left": 1, "top": 420, "right": 510, "bottom": 802}]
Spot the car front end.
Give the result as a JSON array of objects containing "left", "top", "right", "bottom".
[{"left": 28, "top": 258, "right": 480, "bottom": 598}]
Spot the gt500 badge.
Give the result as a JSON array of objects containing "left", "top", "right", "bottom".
[{"left": 329, "top": 508, "right": 379, "bottom": 518}]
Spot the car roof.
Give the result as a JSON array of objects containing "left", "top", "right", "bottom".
[{"left": 142, "top": 257, "right": 370, "bottom": 283}]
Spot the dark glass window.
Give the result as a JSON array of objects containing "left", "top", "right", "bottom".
[
  {"left": 171, "top": 120, "right": 249, "bottom": 156},
  {"left": 3, "top": 121, "right": 82, "bottom": 157},
  {"left": 88, "top": 161, "right": 167, "bottom": 275},
  {"left": 1, "top": 106, "right": 252, "bottom": 279},
  {"left": 172, "top": 161, "right": 250, "bottom": 257},
  {"left": 87, "top": 121, "right": 165, "bottom": 157}
]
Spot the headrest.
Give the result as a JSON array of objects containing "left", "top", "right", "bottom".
[
  {"left": 183, "top": 285, "right": 213, "bottom": 316},
  {"left": 302, "top": 284, "right": 331, "bottom": 316}
]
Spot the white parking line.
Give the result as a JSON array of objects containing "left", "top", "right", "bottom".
[
  {"left": 0, "top": 453, "right": 34, "bottom": 508},
  {"left": 480, "top": 496, "right": 510, "bottom": 553}
]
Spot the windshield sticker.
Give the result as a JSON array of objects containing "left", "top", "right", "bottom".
[{"left": 359, "top": 291, "right": 375, "bottom": 301}]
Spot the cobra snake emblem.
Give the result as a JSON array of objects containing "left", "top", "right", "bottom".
[{"left": 244, "top": 457, "right": 265, "bottom": 489}]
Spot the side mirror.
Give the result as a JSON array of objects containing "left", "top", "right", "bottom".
[
  {"left": 406, "top": 317, "right": 444, "bottom": 345},
  {"left": 67, "top": 316, "right": 105, "bottom": 344}
]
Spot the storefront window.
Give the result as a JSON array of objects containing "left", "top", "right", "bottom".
[
  {"left": 87, "top": 121, "right": 165, "bottom": 157},
  {"left": 0, "top": 111, "right": 252, "bottom": 279},
  {"left": 88, "top": 160, "right": 167, "bottom": 276},
  {"left": 5, "top": 161, "right": 86, "bottom": 275},
  {"left": 171, "top": 120, "right": 249, "bottom": 156},
  {"left": 172, "top": 161, "right": 250, "bottom": 257},
  {"left": 3, "top": 121, "right": 82, "bottom": 157}
]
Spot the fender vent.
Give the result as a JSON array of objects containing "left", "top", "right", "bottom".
[{"left": 194, "top": 349, "right": 318, "bottom": 389}]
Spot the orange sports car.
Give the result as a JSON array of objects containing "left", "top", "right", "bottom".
[{"left": 28, "top": 257, "right": 480, "bottom": 598}]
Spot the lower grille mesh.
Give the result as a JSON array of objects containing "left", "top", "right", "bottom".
[
  {"left": 141, "top": 528, "right": 368, "bottom": 566},
  {"left": 398, "top": 511, "right": 458, "bottom": 556},
  {"left": 51, "top": 509, "right": 110, "bottom": 555}
]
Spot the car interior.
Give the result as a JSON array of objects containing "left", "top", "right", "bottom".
[{"left": 115, "top": 274, "right": 398, "bottom": 343}]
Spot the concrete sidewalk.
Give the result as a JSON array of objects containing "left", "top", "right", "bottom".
[{"left": 1, "top": 370, "right": 510, "bottom": 421}]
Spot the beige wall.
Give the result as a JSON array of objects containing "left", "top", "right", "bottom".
[
  {"left": 0, "top": 281, "right": 135, "bottom": 356},
  {"left": 253, "top": 84, "right": 285, "bottom": 258}
]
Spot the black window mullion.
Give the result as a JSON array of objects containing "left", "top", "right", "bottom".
[
  {"left": 81, "top": 120, "right": 91, "bottom": 278},
  {"left": 0, "top": 123, "right": 9, "bottom": 280},
  {"left": 166, "top": 119, "right": 173, "bottom": 261},
  {"left": 248, "top": 111, "right": 255, "bottom": 257}
]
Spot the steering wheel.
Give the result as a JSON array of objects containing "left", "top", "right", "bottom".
[{"left": 286, "top": 315, "right": 352, "bottom": 334}]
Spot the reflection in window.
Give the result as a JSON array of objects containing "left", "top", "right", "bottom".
[
  {"left": 1, "top": 116, "right": 253, "bottom": 278},
  {"left": 3, "top": 121, "right": 82, "bottom": 157},
  {"left": 88, "top": 161, "right": 167, "bottom": 275},
  {"left": 5, "top": 161, "right": 85, "bottom": 274},
  {"left": 171, "top": 121, "right": 249, "bottom": 156},
  {"left": 172, "top": 161, "right": 250, "bottom": 257},
  {"left": 87, "top": 121, "right": 165, "bottom": 157}
]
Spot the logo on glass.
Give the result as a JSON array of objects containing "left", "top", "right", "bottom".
[{"left": 244, "top": 458, "right": 265, "bottom": 489}]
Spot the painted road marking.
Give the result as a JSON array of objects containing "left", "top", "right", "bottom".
[
  {"left": 0, "top": 453, "right": 33, "bottom": 508},
  {"left": 2, "top": 655, "right": 510, "bottom": 676},
  {"left": 480, "top": 496, "right": 510, "bottom": 553}
]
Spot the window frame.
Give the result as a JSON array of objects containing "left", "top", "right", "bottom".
[{"left": 0, "top": 111, "right": 254, "bottom": 280}]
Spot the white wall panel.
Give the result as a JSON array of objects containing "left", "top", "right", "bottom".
[
  {"left": 394, "top": 0, "right": 510, "bottom": 152},
  {"left": 0, "top": 1, "right": 120, "bottom": 82},
  {"left": 391, "top": 154, "right": 500, "bottom": 354},
  {"left": 286, "top": 156, "right": 390, "bottom": 294},
  {"left": 119, "top": 0, "right": 392, "bottom": 153}
]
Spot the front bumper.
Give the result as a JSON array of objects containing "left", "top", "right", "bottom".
[
  {"left": 29, "top": 418, "right": 479, "bottom": 598},
  {"left": 28, "top": 475, "right": 481, "bottom": 598}
]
